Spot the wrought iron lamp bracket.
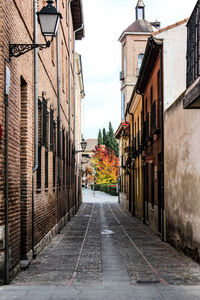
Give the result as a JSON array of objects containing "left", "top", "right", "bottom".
[
  {"left": 74, "top": 150, "right": 84, "bottom": 155},
  {"left": 9, "top": 41, "right": 51, "bottom": 59}
]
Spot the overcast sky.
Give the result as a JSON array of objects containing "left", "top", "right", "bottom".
[{"left": 76, "top": 0, "right": 197, "bottom": 139}]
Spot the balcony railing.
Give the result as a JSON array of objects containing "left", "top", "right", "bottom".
[
  {"left": 151, "top": 99, "right": 160, "bottom": 135},
  {"left": 186, "top": 0, "right": 200, "bottom": 88}
]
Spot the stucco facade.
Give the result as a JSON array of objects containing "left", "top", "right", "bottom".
[
  {"left": 164, "top": 2, "right": 200, "bottom": 260},
  {"left": 165, "top": 95, "right": 200, "bottom": 260}
]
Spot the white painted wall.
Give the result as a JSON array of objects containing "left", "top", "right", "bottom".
[{"left": 155, "top": 22, "right": 187, "bottom": 111}]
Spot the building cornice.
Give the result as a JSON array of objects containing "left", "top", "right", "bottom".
[
  {"left": 118, "top": 31, "right": 151, "bottom": 42},
  {"left": 121, "top": 82, "right": 135, "bottom": 91}
]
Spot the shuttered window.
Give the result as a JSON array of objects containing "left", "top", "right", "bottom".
[
  {"left": 57, "top": 118, "right": 61, "bottom": 157},
  {"left": 42, "top": 98, "right": 48, "bottom": 147},
  {"left": 45, "top": 149, "right": 48, "bottom": 188},
  {"left": 50, "top": 107, "right": 54, "bottom": 151},
  {"left": 37, "top": 146, "right": 41, "bottom": 189},
  {"left": 53, "top": 154, "right": 56, "bottom": 188}
]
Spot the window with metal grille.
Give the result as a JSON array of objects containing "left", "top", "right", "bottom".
[
  {"left": 187, "top": 1, "right": 200, "bottom": 87},
  {"left": 57, "top": 117, "right": 61, "bottom": 157},
  {"left": 38, "top": 99, "right": 42, "bottom": 145},
  {"left": 66, "top": 133, "right": 69, "bottom": 186},
  {"left": 53, "top": 153, "right": 56, "bottom": 188},
  {"left": 62, "top": 129, "right": 65, "bottom": 161},
  {"left": 42, "top": 98, "right": 48, "bottom": 147},
  {"left": 50, "top": 107, "right": 54, "bottom": 151},
  {"left": 45, "top": 149, "right": 48, "bottom": 188},
  {"left": 37, "top": 146, "right": 41, "bottom": 189}
]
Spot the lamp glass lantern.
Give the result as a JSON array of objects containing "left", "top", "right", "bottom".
[
  {"left": 80, "top": 140, "right": 87, "bottom": 151},
  {"left": 37, "top": 0, "right": 62, "bottom": 43}
]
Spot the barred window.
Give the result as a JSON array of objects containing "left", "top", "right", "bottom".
[
  {"left": 53, "top": 154, "right": 56, "bottom": 188},
  {"left": 50, "top": 107, "right": 54, "bottom": 151},
  {"left": 45, "top": 149, "right": 48, "bottom": 188},
  {"left": 57, "top": 117, "right": 61, "bottom": 157},
  {"left": 187, "top": 1, "right": 200, "bottom": 87},
  {"left": 42, "top": 98, "right": 48, "bottom": 147},
  {"left": 62, "top": 129, "right": 65, "bottom": 161},
  {"left": 37, "top": 146, "right": 41, "bottom": 189}
]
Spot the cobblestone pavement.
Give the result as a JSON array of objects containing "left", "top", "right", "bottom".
[{"left": 1, "top": 189, "right": 200, "bottom": 299}]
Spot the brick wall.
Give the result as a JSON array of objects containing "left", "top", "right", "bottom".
[{"left": 0, "top": 0, "right": 80, "bottom": 283}]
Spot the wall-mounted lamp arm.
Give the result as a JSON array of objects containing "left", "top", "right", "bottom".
[{"left": 9, "top": 41, "right": 51, "bottom": 59}]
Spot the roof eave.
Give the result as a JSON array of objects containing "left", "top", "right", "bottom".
[
  {"left": 136, "top": 37, "right": 162, "bottom": 93},
  {"left": 118, "top": 31, "right": 152, "bottom": 42},
  {"left": 71, "top": 0, "right": 85, "bottom": 40}
]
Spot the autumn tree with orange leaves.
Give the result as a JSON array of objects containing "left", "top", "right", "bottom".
[{"left": 91, "top": 145, "right": 119, "bottom": 185}]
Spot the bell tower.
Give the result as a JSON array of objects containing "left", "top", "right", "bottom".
[{"left": 135, "top": 0, "right": 145, "bottom": 20}]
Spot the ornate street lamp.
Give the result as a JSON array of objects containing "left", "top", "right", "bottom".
[
  {"left": 9, "top": 0, "right": 62, "bottom": 59},
  {"left": 74, "top": 140, "right": 87, "bottom": 154},
  {"left": 80, "top": 140, "right": 87, "bottom": 151}
]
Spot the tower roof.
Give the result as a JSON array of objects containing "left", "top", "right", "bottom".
[
  {"left": 136, "top": 0, "right": 145, "bottom": 7},
  {"left": 125, "top": 19, "right": 153, "bottom": 33},
  {"left": 118, "top": 1, "right": 153, "bottom": 41}
]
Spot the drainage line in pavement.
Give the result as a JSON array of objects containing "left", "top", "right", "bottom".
[
  {"left": 67, "top": 203, "right": 94, "bottom": 286},
  {"left": 108, "top": 203, "right": 168, "bottom": 286}
]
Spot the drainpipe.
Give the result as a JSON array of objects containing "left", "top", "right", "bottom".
[
  {"left": 136, "top": 90, "right": 145, "bottom": 222},
  {"left": 73, "top": 24, "right": 83, "bottom": 214},
  {"left": 126, "top": 110, "right": 133, "bottom": 213},
  {"left": 141, "top": 94, "right": 145, "bottom": 224},
  {"left": 4, "top": 84, "right": 9, "bottom": 284},
  {"left": 68, "top": 0, "right": 73, "bottom": 220},
  {"left": 160, "top": 48, "right": 165, "bottom": 241},
  {"left": 56, "top": 0, "right": 61, "bottom": 223},
  {"left": 32, "top": 0, "right": 38, "bottom": 259}
]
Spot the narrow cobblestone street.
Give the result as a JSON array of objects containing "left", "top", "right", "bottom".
[{"left": 1, "top": 189, "right": 200, "bottom": 299}]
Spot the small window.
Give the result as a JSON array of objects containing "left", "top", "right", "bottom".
[
  {"left": 121, "top": 93, "right": 125, "bottom": 121},
  {"left": 138, "top": 53, "right": 144, "bottom": 70},
  {"left": 124, "top": 55, "right": 126, "bottom": 77}
]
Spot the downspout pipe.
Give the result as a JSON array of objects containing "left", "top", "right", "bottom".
[
  {"left": 4, "top": 93, "right": 9, "bottom": 284},
  {"left": 32, "top": 0, "right": 38, "bottom": 259},
  {"left": 136, "top": 90, "right": 145, "bottom": 223},
  {"left": 160, "top": 48, "right": 165, "bottom": 241},
  {"left": 141, "top": 93, "right": 145, "bottom": 224},
  {"left": 73, "top": 24, "right": 84, "bottom": 214},
  {"left": 68, "top": 0, "right": 75, "bottom": 219},
  {"left": 126, "top": 110, "right": 133, "bottom": 213},
  {"left": 56, "top": 0, "right": 61, "bottom": 223}
]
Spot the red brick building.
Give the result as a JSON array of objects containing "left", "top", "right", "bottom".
[{"left": 0, "top": 0, "right": 84, "bottom": 283}]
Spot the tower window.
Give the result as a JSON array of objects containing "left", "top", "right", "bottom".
[{"left": 138, "top": 53, "right": 144, "bottom": 70}]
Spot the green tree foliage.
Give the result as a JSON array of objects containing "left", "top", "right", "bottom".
[
  {"left": 98, "top": 122, "right": 119, "bottom": 156},
  {"left": 102, "top": 128, "right": 108, "bottom": 145},
  {"left": 97, "top": 129, "right": 103, "bottom": 146},
  {"left": 107, "top": 122, "right": 118, "bottom": 157}
]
